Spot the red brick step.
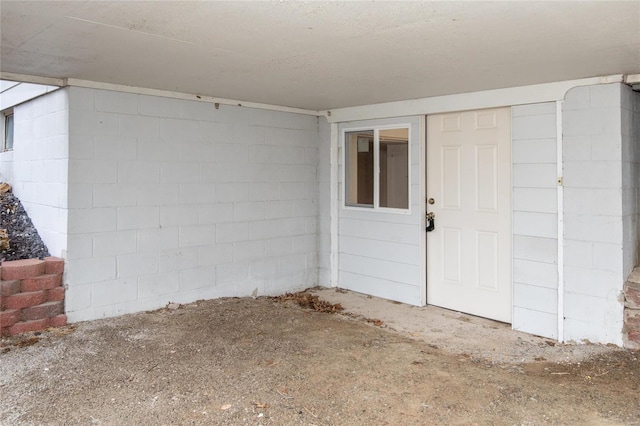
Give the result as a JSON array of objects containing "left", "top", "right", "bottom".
[
  {"left": 7, "top": 318, "right": 50, "bottom": 336},
  {"left": 44, "top": 257, "right": 64, "bottom": 275},
  {"left": 0, "top": 257, "right": 66, "bottom": 336},
  {"left": 4, "top": 291, "right": 47, "bottom": 310},
  {"left": 21, "top": 301, "right": 64, "bottom": 321},
  {"left": 1, "top": 259, "right": 46, "bottom": 280},
  {"left": 0, "top": 309, "right": 20, "bottom": 328},
  {"left": 0, "top": 280, "right": 20, "bottom": 296},
  {"left": 47, "top": 286, "right": 65, "bottom": 302},
  {"left": 21, "top": 274, "right": 62, "bottom": 292}
]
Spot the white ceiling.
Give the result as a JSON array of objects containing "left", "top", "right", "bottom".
[{"left": 1, "top": 1, "right": 639, "bottom": 111}]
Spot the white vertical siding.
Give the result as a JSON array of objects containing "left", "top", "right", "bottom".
[
  {"left": 337, "top": 116, "right": 422, "bottom": 306},
  {"left": 511, "top": 103, "right": 558, "bottom": 339}
]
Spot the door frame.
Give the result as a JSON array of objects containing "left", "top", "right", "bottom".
[
  {"left": 419, "top": 115, "right": 427, "bottom": 306},
  {"left": 420, "top": 110, "right": 513, "bottom": 323}
]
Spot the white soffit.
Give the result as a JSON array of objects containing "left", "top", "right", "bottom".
[
  {"left": 1, "top": 1, "right": 639, "bottom": 111},
  {"left": 0, "top": 81, "right": 61, "bottom": 111}
]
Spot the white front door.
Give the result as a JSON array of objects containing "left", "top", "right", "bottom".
[{"left": 426, "top": 108, "right": 512, "bottom": 323}]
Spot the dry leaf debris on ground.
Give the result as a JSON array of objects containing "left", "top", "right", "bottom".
[
  {"left": 1, "top": 294, "right": 638, "bottom": 425},
  {"left": 273, "top": 291, "right": 344, "bottom": 313}
]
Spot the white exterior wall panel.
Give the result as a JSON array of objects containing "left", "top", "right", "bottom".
[
  {"left": 0, "top": 88, "right": 69, "bottom": 258},
  {"left": 562, "top": 84, "right": 625, "bottom": 345},
  {"left": 337, "top": 116, "right": 422, "bottom": 306},
  {"left": 511, "top": 103, "right": 558, "bottom": 339},
  {"left": 2, "top": 79, "right": 636, "bottom": 346},
  {"left": 621, "top": 86, "right": 640, "bottom": 280}
]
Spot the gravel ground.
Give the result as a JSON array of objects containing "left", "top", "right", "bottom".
[
  {"left": 0, "top": 189, "right": 49, "bottom": 261},
  {"left": 1, "top": 294, "right": 638, "bottom": 425}
]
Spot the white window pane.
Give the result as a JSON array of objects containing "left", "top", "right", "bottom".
[
  {"left": 4, "top": 114, "right": 13, "bottom": 151},
  {"left": 345, "top": 131, "right": 374, "bottom": 207},
  {"left": 379, "top": 128, "right": 409, "bottom": 209}
]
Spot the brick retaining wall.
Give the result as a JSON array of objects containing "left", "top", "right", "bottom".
[
  {"left": 623, "top": 268, "right": 640, "bottom": 349},
  {"left": 0, "top": 257, "right": 66, "bottom": 336}
]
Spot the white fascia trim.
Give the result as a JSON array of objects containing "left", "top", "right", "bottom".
[
  {"left": 625, "top": 74, "right": 640, "bottom": 85},
  {"left": 65, "top": 78, "right": 321, "bottom": 117},
  {"left": 325, "top": 75, "right": 625, "bottom": 123},
  {"left": 0, "top": 82, "right": 62, "bottom": 111},
  {"left": 419, "top": 115, "right": 427, "bottom": 306},
  {"left": 0, "top": 72, "right": 65, "bottom": 87},
  {"left": 329, "top": 122, "right": 339, "bottom": 287}
]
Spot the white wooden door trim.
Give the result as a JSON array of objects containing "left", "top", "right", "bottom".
[
  {"left": 426, "top": 107, "right": 512, "bottom": 323},
  {"left": 326, "top": 75, "right": 623, "bottom": 123},
  {"left": 420, "top": 115, "right": 427, "bottom": 306}
]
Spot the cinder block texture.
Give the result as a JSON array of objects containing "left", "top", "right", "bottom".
[
  {"left": 620, "top": 86, "right": 640, "bottom": 282},
  {"left": 65, "top": 87, "right": 319, "bottom": 322},
  {"left": 563, "top": 83, "right": 628, "bottom": 346},
  {"left": 3, "top": 88, "right": 70, "bottom": 258}
]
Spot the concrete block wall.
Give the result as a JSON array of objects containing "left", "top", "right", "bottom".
[
  {"left": 65, "top": 87, "right": 319, "bottom": 321},
  {"left": 621, "top": 85, "right": 639, "bottom": 279},
  {"left": 562, "top": 84, "right": 626, "bottom": 344},
  {"left": 0, "top": 89, "right": 69, "bottom": 257},
  {"left": 511, "top": 103, "right": 559, "bottom": 339},
  {"left": 621, "top": 86, "right": 640, "bottom": 348}
]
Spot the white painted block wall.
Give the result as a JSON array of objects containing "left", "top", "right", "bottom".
[
  {"left": 562, "top": 84, "right": 626, "bottom": 344},
  {"left": 65, "top": 87, "right": 319, "bottom": 321},
  {"left": 337, "top": 116, "right": 422, "bottom": 305},
  {"left": 511, "top": 103, "right": 559, "bottom": 339},
  {"left": 621, "top": 85, "right": 640, "bottom": 280},
  {"left": 0, "top": 88, "right": 69, "bottom": 258}
]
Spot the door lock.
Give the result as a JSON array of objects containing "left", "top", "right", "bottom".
[
  {"left": 426, "top": 212, "right": 435, "bottom": 232},
  {"left": 428, "top": 198, "right": 435, "bottom": 205}
]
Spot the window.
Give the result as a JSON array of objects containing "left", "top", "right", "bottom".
[
  {"left": 3, "top": 111, "right": 13, "bottom": 151},
  {"left": 345, "top": 127, "right": 409, "bottom": 210}
]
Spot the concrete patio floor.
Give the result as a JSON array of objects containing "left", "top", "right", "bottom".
[{"left": 312, "top": 287, "right": 617, "bottom": 364}]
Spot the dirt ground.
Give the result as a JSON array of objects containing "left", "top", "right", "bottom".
[{"left": 1, "top": 289, "right": 639, "bottom": 425}]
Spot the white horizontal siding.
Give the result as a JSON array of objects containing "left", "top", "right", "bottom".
[
  {"left": 511, "top": 102, "right": 558, "bottom": 339},
  {"left": 339, "top": 271, "right": 421, "bottom": 305},
  {"left": 337, "top": 116, "right": 422, "bottom": 306},
  {"left": 338, "top": 217, "right": 420, "bottom": 245},
  {"left": 339, "top": 235, "right": 420, "bottom": 265},
  {"left": 339, "top": 254, "right": 420, "bottom": 286}
]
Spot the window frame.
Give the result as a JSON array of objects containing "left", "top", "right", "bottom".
[
  {"left": 342, "top": 124, "right": 411, "bottom": 214},
  {"left": 2, "top": 109, "right": 14, "bottom": 152}
]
